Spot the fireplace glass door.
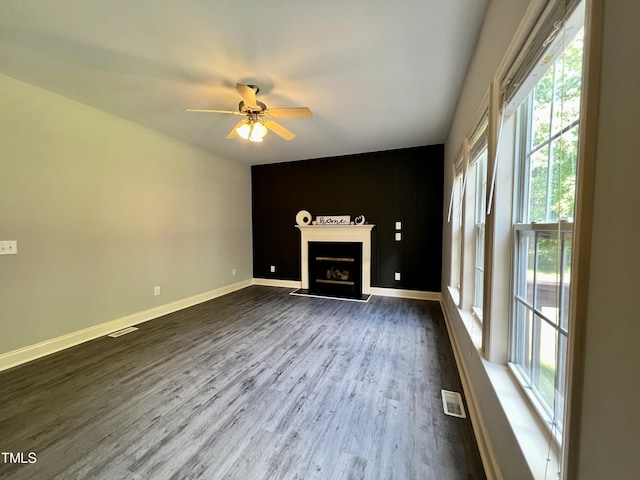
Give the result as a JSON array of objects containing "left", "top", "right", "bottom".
[{"left": 308, "top": 242, "right": 363, "bottom": 298}]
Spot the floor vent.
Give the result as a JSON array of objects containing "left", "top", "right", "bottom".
[
  {"left": 441, "top": 389, "right": 466, "bottom": 418},
  {"left": 108, "top": 326, "right": 139, "bottom": 338}
]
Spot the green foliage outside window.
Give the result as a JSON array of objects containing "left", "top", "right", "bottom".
[{"left": 527, "top": 30, "right": 583, "bottom": 274}]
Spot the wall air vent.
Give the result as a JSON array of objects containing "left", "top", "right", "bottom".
[
  {"left": 441, "top": 389, "right": 467, "bottom": 418},
  {"left": 108, "top": 326, "right": 139, "bottom": 338}
]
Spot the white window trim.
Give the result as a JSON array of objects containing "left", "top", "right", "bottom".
[{"left": 508, "top": 8, "right": 584, "bottom": 452}]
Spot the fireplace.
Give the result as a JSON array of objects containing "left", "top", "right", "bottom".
[
  {"left": 294, "top": 224, "right": 374, "bottom": 301},
  {"left": 308, "top": 242, "right": 362, "bottom": 298}
]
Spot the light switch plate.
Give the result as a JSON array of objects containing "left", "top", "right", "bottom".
[
  {"left": 395, "top": 222, "right": 402, "bottom": 230},
  {"left": 395, "top": 232, "right": 402, "bottom": 241},
  {"left": 0, "top": 240, "right": 17, "bottom": 255}
]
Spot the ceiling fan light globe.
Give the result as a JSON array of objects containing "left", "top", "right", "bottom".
[
  {"left": 249, "top": 127, "right": 265, "bottom": 142},
  {"left": 253, "top": 121, "right": 268, "bottom": 138},
  {"left": 236, "top": 123, "right": 251, "bottom": 139}
]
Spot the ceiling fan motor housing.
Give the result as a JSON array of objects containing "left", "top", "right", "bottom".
[{"left": 239, "top": 100, "right": 267, "bottom": 114}]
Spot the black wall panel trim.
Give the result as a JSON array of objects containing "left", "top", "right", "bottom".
[{"left": 251, "top": 144, "right": 444, "bottom": 292}]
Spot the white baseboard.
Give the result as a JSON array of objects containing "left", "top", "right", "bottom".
[
  {"left": 440, "top": 297, "right": 503, "bottom": 480},
  {"left": 368, "top": 287, "right": 441, "bottom": 301},
  {"left": 253, "top": 278, "right": 441, "bottom": 301},
  {"left": 0, "top": 279, "right": 252, "bottom": 372},
  {"left": 252, "top": 278, "right": 302, "bottom": 289}
]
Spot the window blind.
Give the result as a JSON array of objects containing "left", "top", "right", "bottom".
[
  {"left": 501, "top": 0, "right": 582, "bottom": 107},
  {"left": 447, "top": 152, "right": 465, "bottom": 223},
  {"left": 469, "top": 112, "right": 488, "bottom": 163}
]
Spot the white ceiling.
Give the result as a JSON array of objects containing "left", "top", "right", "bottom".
[{"left": 1, "top": 0, "right": 489, "bottom": 165}]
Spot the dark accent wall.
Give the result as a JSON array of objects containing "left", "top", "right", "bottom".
[{"left": 251, "top": 145, "right": 444, "bottom": 292}]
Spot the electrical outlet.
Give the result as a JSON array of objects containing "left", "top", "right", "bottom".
[
  {"left": 0, "top": 240, "right": 18, "bottom": 255},
  {"left": 232, "top": 268, "right": 237, "bottom": 276},
  {"left": 394, "top": 272, "right": 401, "bottom": 281},
  {"left": 270, "top": 265, "right": 276, "bottom": 273},
  {"left": 154, "top": 286, "right": 160, "bottom": 296}
]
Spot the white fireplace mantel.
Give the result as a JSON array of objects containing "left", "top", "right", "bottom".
[{"left": 296, "top": 224, "right": 375, "bottom": 294}]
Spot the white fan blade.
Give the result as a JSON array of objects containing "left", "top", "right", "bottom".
[
  {"left": 237, "top": 83, "right": 258, "bottom": 109},
  {"left": 267, "top": 107, "right": 313, "bottom": 118},
  {"left": 263, "top": 119, "right": 296, "bottom": 141},
  {"left": 184, "top": 108, "right": 242, "bottom": 115}
]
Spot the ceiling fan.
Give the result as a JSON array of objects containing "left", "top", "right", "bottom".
[{"left": 185, "top": 83, "right": 313, "bottom": 142}]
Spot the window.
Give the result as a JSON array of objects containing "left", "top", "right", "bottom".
[
  {"left": 448, "top": 111, "right": 486, "bottom": 338},
  {"left": 472, "top": 148, "right": 487, "bottom": 318},
  {"left": 510, "top": 24, "right": 584, "bottom": 437},
  {"left": 449, "top": 169, "right": 464, "bottom": 301}
]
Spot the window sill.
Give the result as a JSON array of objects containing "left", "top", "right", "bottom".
[
  {"left": 508, "top": 363, "right": 564, "bottom": 447},
  {"left": 442, "top": 288, "right": 560, "bottom": 479},
  {"left": 483, "top": 361, "right": 561, "bottom": 479},
  {"left": 447, "top": 285, "right": 483, "bottom": 351},
  {"left": 449, "top": 285, "right": 460, "bottom": 306}
]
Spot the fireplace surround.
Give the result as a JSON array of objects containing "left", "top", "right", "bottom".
[{"left": 294, "top": 224, "right": 374, "bottom": 301}]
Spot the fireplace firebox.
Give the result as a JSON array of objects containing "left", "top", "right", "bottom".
[{"left": 308, "top": 242, "right": 362, "bottom": 299}]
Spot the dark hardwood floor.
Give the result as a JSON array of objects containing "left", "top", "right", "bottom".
[{"left": 0, "top": 286, "right": 485, "bottom": 479}]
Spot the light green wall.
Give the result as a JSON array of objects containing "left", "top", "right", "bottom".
[
  {"left": 0, "top": 74, "right": 252, "bottom": 355},
  {"left": 577, "top": 0, "right": 640, "bottom": 477}
]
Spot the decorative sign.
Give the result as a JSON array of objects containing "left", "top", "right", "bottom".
[{"left": 316, "top": 215, "right": 351, "bottom": 225}]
